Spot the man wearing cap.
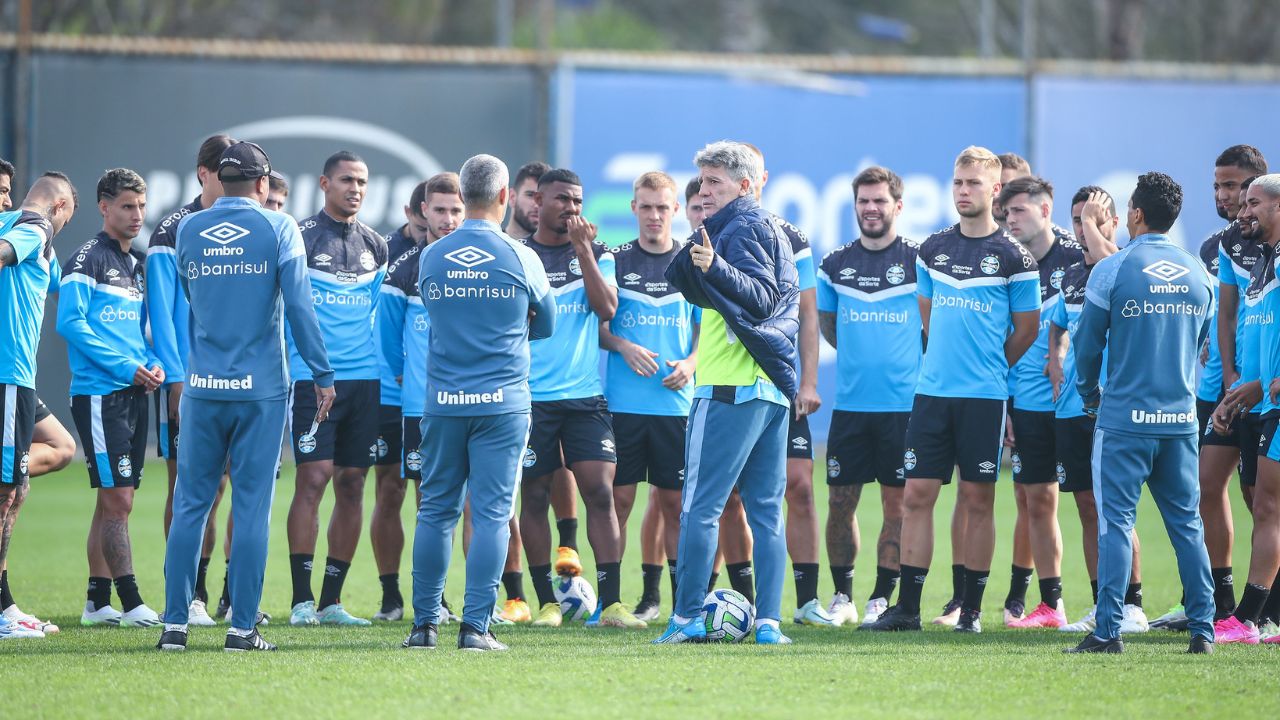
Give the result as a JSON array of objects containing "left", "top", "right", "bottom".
[{"left": 159, "top": 142, "right": 334, "bottom": 652}]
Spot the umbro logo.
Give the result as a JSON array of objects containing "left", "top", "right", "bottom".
[
  {"left": 444, "top": 245, "right": 495, "bottom": 268},
  {"left": 199, "top": 221, "right": 250, "bottom": 245},
  {"left": 934, "top": 254, "right": 950, "bottom": 264},
  {"left": 839, "top": 267, "right": 856, "bottom": 279},
  {"left": 623, "top": 272, "right": 642, "bottom": 283},
  {"left": 1142, "top": 260, "right": 1190, "bottom": 283},
  {"left": 106, "top": 268, "right": 120, "bottom": 278},
  {"left": 978, "top": 461, "right": 997, "bottom": 473},
  {"left": 315, "top": 253, "right": 332, "bottom": 266},
  {"left": 792, "top": 436, "right": 809, "bottom": 449}
]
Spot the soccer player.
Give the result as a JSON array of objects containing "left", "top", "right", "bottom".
[
  {"left": 863, "top": 146, "right": 1039, "bottom": 634},
  {"left": 998, "top": 152, "right": 1032, "bottom": 186},
  {"left": 402, "top": 154, "right": 555, "bottom": 652},
  {"left": 599, "top": 171, "right": 698, "bottom": 621},
  {"left": 1067, "top": 171, "right": 1215, "bottom": 655},
  {"left": 285, "top": 151, "right": 388, "bottom": 627},
  {"left": 147, "top": 134, "right": 234, "bottom": 627},
  {"left": 265, "top": 172, "right": 289, "bottom": 212},
  {"left": 517, "top": 169, "right": 645, "bottom": 629},
  {"left": 159, "top": 141, "right": 334, "bottom": 652},
  {"left": 658, "top": 140, "right": 800, "bottom": 645},
  {"left": 1048, "top": 187, "right": 1146, "bottom": 634},
  {"left": 0, "top": 173, "right": 76, "bottom": 641},
  {"left": 819, "top": 166, "right": 918, "bottom": 626},
  {"left": 0, "top": 158, "right": 11, "bottom": 212},
  {"left": 56, "top": 169, "right": 164, "bottom": 628},
  {"left": 374, "top": 173, "right": 462, "bottom": 622}
]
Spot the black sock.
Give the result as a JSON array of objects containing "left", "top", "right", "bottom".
[
  {"left": 1038, "top": 577, "right": 1062, "bottom": 608},
  {"left": 1090, "top": 579, "right": 1099, "bottom": 605},
  {"left": 898, "top": 564, "right": 928, "bottom": 614},
  {"left": 668, "top": 560, "right": 679, "bottom": 599},
  {"left": 706, "top": 571, "right": 718, "bottom": 595},
  {"left": 871, "top": 565, "right": 900, "bottom": 602},
  {"left": 87, "top": 576, "right": 112, "bottom": 610},
  {"left": 530, "top": 564, "right": 555, "bottom": 607},
  {"left": 195, "top": 557, "right": 210, "bottom": 604},
  {"left": 830, "top": 565, "right": 854, "bottom": 598},
  {"left": 597, "top": 562, "right": 621, "bottom": 608},
  {"left": 114, "top": 574, "right": 143, "bottom": 612},
  {"left": 289, "top": 553, "right": 315, "bottom": 606},
  {"left": 1125, "top": 582, "right": 1143, "bottom": 608},
  {"left": 1212, "top": 567, "right": 1236, "bottom": 616},
  {"left": 1005, "top": 565, "right": 1033, "bottom": 610},
  {"left": 317, "top": 557, "right": 350, "bottom": 611},
  {"left": 962, "top": 568, "right": 990, "bottom": 613},
  {"left": 793, "top": 562, "right": 819, "bottom": 606},
  {"left": 220, "top": 560, "right": 231, "bottom": 607},
  {"left": 501, "top": 571, "right": 525, "bottom": 602},
  {"left": 950, "top": 563, "right": 965, "bottom": 602},
  {"left": 641, "top": 564, "right": 663, "bottom": 603},
  {"left": 379, "top": 573, "right": 403, "bottom": 611},
  {"left": 1233, "top": 583, "right": 1269, "bottom": 625},
  {"left": 0, "top": 570, "right": 13, "bottom": 609},
  {"left": 727, "top": 562, "right": 754, "bottom": 603},
  {"left": 556, "top": 518, "right": 578, "bottom": 551},
  {"left": 1262, "top": 569, "right": 1280, "bottom": 625}
]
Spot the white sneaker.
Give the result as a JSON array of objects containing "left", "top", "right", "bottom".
[
  {"left": 121, "top": 604, "right": 163, "bottom": 628},
  {"left": 188, "top": 599, "right": 217, "bottom": 627},
  {"left": 0, "top": 615, "right": 43, "bottom": 639},
  {"left": 793, "top": 597, "right": 838, "bottom": 626},
  {"left": 81, "top": 601, "right": 123, "bottom": 626},
  {"left": 372, "top": 605, "right": 404, "bottom": 622},
  {"left": 3, "top": 604, "right": 59, "bottom": 634},
  {"left": 1061, "top": 605, "right": 1097, "bottom": 632},
  {"left": 826, "top": 593, "right": 859, "bottom": 626},
  {"left": 863, "top": 597, "right": 888, "bottom": 625},
  {"left": 1119, "top": 604, "right": 1149, "bottom": 633},
  {"left": 290, "top": 601, "right": 320, "bottom": 626}
]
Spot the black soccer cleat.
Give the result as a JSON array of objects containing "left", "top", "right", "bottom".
[
  {"left": 1187, "top": 635, "right": 1215, "bottom": 654},
  {"left": 458, "top": 623, "right": 508, "bottom": 652},
  {"left": 954, "top": 609, "right": 982, "bottom": 633},
  {"left": 402, "top": 623, "right": 438, "bottom": 650},
  {"left": 156, "top": 626, "right": 188, "bottom": 652},
  {"left": 1164, "top": 616, "right": 1191, "bottom": 633},
  {"left": 857, "top": 604, "right": 922, "bottom": 632},
  {"left": 1064, "top": 634, "right": 1124, "bottom": 654},
  {"left": 224, "top": 629, "right": 276, "bottom": 652}
]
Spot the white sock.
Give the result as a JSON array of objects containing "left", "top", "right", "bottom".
[
  {"left": 755, "top": 618, "right": 779, "bottom": 630},
  {"left": 164, "top": 623, "right": 187, "bottom": 632},
  {"left": 227, "top": 626, "right": 254, "bottom": 638},
  {"left": 672, "top": 614, "right": 692, "bottom": 625}
]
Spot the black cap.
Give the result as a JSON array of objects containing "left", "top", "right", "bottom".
[{"left": 218, "top": 141, "right": 272, "bottom": 181}]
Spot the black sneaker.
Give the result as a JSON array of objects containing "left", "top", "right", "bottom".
[
  {"left": 156, "top": 625, "right": 188, "bottom": 652},
  {"left": 954, "top": 609, "right": 982, "bottom": 633},
  {"left": 224, "top": 629, "right": 276, "bottom": 652},
  {"left": 402, "top": 623, "right": 438, "bottom": 650},
  {"left": 1064, "top": 634, "right": 1124, "bottom": 654},
  {"left": 857, "top": 604, "right": 922, "bottom": 631},
  {"left": 1187, "top": 635, "right": 1215, "bottom": 654},
  {"left": 1004, "top": 598, "right": 1026, "bottom": 622},
  {"left": 1165, "top": 616, "right": 1191, "bottom": 633},
  {"left": 458, "top": 623, "right": 508, "bottom": 652}
]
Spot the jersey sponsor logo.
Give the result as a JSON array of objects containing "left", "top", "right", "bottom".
[
  {"left": 335, "top": 270, "right": 359, "bottom": 283},
  {"left": 617, "top": 310, "right": 689, "bottom": 329},
  {"left": 412, "top": 314, "right": 428, "bottom": 332},
  {"left": 1131, "top": 409, "right": 1195, "bottom": 424},
  {"left": 826, "top": 457, "right": 841, "bottom": 478},
  {"left": 886, "top": 265, "right": 905, "bottom": 285},
  {"left": 436, "top": 388, "right": 506, "bottom": 405},
  {"left": 980, "top": 255, "right": 1000, "bottom": 275},
  {"left": 557, "top": 301, "right": 590, "bottom": 315},
  {"left": 315, "top": 253, "right": 333, "bottom": 266},
  {"left": 522, "top": 447, "right": 537, "bottom": 468},
  {"left": 311, "top": 288, "right": 372, "bottom": 306},
  {"left": 117, "top": 456, "right": 133, "bottom": 479},
  {"left": 903, "top": 449, "right": 917, "bottom": 471},
  {"left": 933, "top": 294, "right": 993, "bottom": 313},
  {"left": 1142, "top": 260, "right": 1190, "bottom": 283},
  {"left": 1022, "top": 254, "right": 1033, "bottom": 268},
  {"left": 188, "top": 259, "right": 268, "bottom": 278},
  {"left": 405, "top": 450, "right": 423, "bottom": 472},
  {"left": 188, "top": 373, "right": 254, "bottom": 390},
  {"left": 427, "top": 281, "right": 516, "bottom": 300},
  {"left": 1120, "top": 298, "right": 1205, "bottom": 318},
  {"left": 839, "top": 307, "right": 910, "bottom": 324},
  {"left": 98, "top": 306, "right": 141, "bottom": 323}
]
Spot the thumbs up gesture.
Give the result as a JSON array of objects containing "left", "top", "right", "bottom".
[{"left": 691, "top": 227, "right": 715, "bottom": 272}]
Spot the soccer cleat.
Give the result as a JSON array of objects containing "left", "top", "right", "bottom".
[
  {"left": 0, "top": 615, "right": 43, "bottom": 639},
  {"left": 857, "top": 604, "right": 921, "bottom": 632},
  {"left": 458, "top": 623, "right": 508, "bottom": 652},
  {"left": 439, "top": 598, "right": 461, "bottom": 625},
  {"left": 215, "top": 596, "right": 231, "bottom": 620},
  {"left": 290, "top": 601, "right": 320, "bottom": 626},
  {"left": 1188, "top": 635, "right": 1215, "bottom": 653},
  {"left": 954, "top": 608, "right": 982, "bottom": 633},
  {"left": 754, "top": 623, "right": 793, "bottom": 645},
  {"left": 316, "top": 603, "right": 372, "bottom": 626},
  {"left": 156, "top": 624, "right": 188, "bottom": 651},
  {"left": 653, "top": 616, "right": 706, "bottom": 644},
  {"left": 121, "top": 604, "right": 163, "bottom": 628},
  {"left": 1061, "top": 605, "right": 1097, "bottom": 633},
  {"left": 1263, "top": 631, "right": 1280, "bottom": 645},
  {"left": 1258, "top": 619, "right": 1280, "bottom": 641},
  {"left": 632, "top": 598, "right": 661, "bottom": 622},
  {"left": 372, "top": 605, "right": 404, "bottom": 622},
  {"left": 1009, "top": 600, "right": 1067, "bottom": 629},
  {"left": 402, "top": 623, "right": 438, "bottom": 649},
  {"left": 1213, "top": 615, "right": 1259, "bottom": 644},
  {"left": 554, "top": 546, "right": 583, "bottom": 577},
  {"left": 224, "top": 629, "right": 276, "bottom": 652},
  {"left": 826, "top": 593, "right": 858, "bottom": 626},
  {"left": 1064, "top": 634, "right": 1124, "bottom": 654},
  {"left": 4, "top": 605, "right": 59, "bottom": 635},
  {"left": 81, "top": 601, "right": 123, "bottom": 626},
  {"left": 1119, "top": 604, "right": 1150, "bottom": 633},
  {"left": 862, "top": 597, "right": 887, "bottom": 625},
  {"left": 600, "top": 602, "right": 648, "bottom": 629},
  {"left": 1149, "top": 603, "right": 1186, "bottom": 629},
  {"left": 1164, "top": 616, "right": 1191, "bottom": 632},
  {"left": 225, "top": 609, "right": 270, "bottom": 628},
  {"left": 188, "top": 599, "right": 217, "bottom": 627},
  {"left": 532, "top": 602, "right": 563, "bottom": 627},
  {"left": 490, "top": 607, "right": 513, "bottom": 626},
  {"left": 584, "top": 604, "right": 602, "bottom": 628},
  {"left": 932, "top": 598, "right": 962, "bottom": 627},
  {"left": 794, "top": 598, "right": 838, "bottom": 626},
  {"left": 501, "top": 599, "right": 533, "bottom": 624}
]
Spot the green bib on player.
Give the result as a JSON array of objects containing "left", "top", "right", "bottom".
[{"left": 695, "top": 308, "right": 773, "bottom": 388}]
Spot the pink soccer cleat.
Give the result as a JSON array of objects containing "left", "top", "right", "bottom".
[
  {"left": 1009, "top": 600, "right": 1067, "bottom": 629},
  {"left": 1213, "top": 616, "right": 1260, "bottom": 644}
]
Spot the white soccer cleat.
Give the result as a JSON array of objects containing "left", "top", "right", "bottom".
[
  {"left": 862, "top": 597, "right": 888, "bottom": 625},
  {"left": 121, "top": 604, "right": 163, "bottom": 628},
  {"left": 0, "top": 615, "right": 43, "bottom": 639},
  {"left": 1061, "top": 605, "right": 1097, "bottom": 633},
  {"left": 826, "top": 593, "right": 859, "bottom": 626},
  {"left": 187, "top": 599, "right": 217, "bottom": 627},
  {"left": 4, "top": 605, "right": 59, "bottom": 634},
  {"left": 372, "top": 606, "right": 404, "bottom": 622},
  {"left": 1119, "top": 604, "right": 1149, "bottom": 633},
  {"left": 290, "top": 601, "right": 321, "bottom": 626},
  {"left": 81, "top": 601, "right": 123, "bottom": 626},
  {"left": 794, "top": 598, "right": 838, "bottom": 626}
]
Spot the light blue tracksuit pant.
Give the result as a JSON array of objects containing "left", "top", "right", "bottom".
[
  {"left": 675, "top": 397, "right": 789, "bottom": 622},
  {"left": 164, "top": 396, "right": 288, "bottom": 630},
  {"left": 411, "top": 412, "right": 530, "bottom": 633},
  {"left": 1092, "top": 428, "right": 1214, "bottom": 640}
]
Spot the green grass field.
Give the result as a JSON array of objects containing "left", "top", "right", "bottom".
[{"left": 3, "top": 459, "right": 1277, "bottom": 719}]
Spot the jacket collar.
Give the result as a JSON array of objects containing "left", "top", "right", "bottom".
[{"left": 703, "top": 195, "right": 760, "bottom": 237}]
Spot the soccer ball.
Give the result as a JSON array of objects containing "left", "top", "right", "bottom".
[
  {"left": 703, "top": 589, "right": 754, "bottom": 642},
  {"left": 554, "top": 575, "right": 597, "bottom": 621}
]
